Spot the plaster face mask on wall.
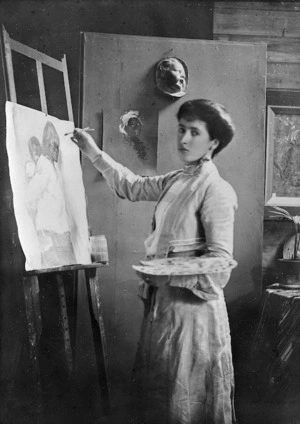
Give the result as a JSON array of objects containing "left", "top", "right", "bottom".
[{"left": 155, "top": 57, "right": 188, "bottom": 98}]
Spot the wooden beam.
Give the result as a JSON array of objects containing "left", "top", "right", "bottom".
[
  {"left": 62, "top": 54, "right": 74, "bottom": 122},
  {"left": 214, "top": 3, "right": 300, "bottom": 38},
  {"left": 214, "top": 2, "right": 300, "bottom": 12},
  {"left": 268, "top": 51, "right": 300, "bottom": 64},
  {"left": 36, "top": 61, "right": 48, "bottom": 114},
  {"left": 24, "top": 263, "right": 106, "bottom": 276},
  {"left": 1, "top": 26, "right": 17, "bottom": 102},
  {"left": 268, "top": 62, "right": 300, "bottom": 90},
  {"left": 9, "top": 38, "right": 64, "bottom": 71}
]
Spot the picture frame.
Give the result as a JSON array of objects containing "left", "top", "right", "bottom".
[{"left": 265, "top": 105, "right": 300, "bottom": 206}]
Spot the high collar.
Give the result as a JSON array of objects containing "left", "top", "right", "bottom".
[{"left": 182, "top": 157, "right": 211, "bottom": 175}]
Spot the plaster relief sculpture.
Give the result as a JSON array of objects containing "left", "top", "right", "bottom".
[{"left": 155, "top": 57, "right": 188, "bottom": 98}]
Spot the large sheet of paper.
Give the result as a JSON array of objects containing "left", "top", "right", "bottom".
[{"left": 6, "top": 101, "right": 91, "bottom": 271}]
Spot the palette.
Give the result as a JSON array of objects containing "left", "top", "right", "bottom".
[{"left": 132, "top": 257, "right": 238, "bottom": 276}]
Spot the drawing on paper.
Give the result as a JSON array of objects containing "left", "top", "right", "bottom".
[
  {"left": 103, "top": 108, "right": 158, "bottom": 176},
  {"left": 272, "top": 113, "right": 300, "bottom": 197},
  {"left": 6, "top": 101, "right": 91, "bottom": 271},
  {"left": 265, "top": 106, "right": 300, "bottom": 206}
]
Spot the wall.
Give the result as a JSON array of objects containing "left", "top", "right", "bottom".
[
  {"left": 213, "top": 1, "right": 300, "bottom": 288},
  {"left": 0, "top": 1, "right": 214, "bottom": 422},
  {"left": 214, "top": 1, "right": 300, "bottom": 91}
]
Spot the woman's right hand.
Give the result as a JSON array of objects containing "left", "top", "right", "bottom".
[{"left": 71, "top": 129, "right": 102, "bottom": 162}]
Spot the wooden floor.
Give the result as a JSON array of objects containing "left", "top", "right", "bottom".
[
  {"left": 1, "top": 382, "right": 298, "bottom": 424},
  {"left": 0, "top": 328, "right": 298, "bottom": 424}
]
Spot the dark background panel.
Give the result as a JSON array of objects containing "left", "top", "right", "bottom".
[{"left": 81, "top": 31, "right": 266, "bottom": 422}]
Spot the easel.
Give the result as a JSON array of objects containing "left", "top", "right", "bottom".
[{"left": 0, "top": 26, "right": 111, "bottom": 420}]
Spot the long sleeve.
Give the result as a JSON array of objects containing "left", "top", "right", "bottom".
[
  {"left": 200, "top": 179, "right": 237, "bottom": 258},
  {"left": 92, "top": 152, "right": 176, "bottom": 202},
  {"left": 169, "top": 178, "right": 237, "bottom": 300}
]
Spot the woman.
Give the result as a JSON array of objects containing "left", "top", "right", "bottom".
[{"left": 72, "top": 99, "right": 237, "bottom": 424}]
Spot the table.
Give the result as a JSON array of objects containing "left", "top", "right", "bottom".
[{"left": 251, "top": 285, "right": 300, "bottom": 406}]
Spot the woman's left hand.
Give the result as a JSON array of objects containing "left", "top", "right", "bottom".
[{"left": 135, "top": 271, "right": 170, "bottom": 287}]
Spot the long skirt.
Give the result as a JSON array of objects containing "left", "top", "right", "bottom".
[{"left": 131, "top": 285, "right": 236, "bottom": 424}]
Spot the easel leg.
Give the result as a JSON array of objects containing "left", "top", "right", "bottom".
[
  {"left": 85, "top": 268, "right": 111, "bottom": 415},
  {"left": 56, "top": 273, "right": 73, "bottom": 376},
  {"left": 70, "top": 270, "right": 78, "bottom": 357},
  {"left": 23, "top": 275, "right": 43, "bottom": 420}
]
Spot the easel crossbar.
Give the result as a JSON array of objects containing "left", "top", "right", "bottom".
[
  {"left": 1, "top": 25, "right": 73, "bottom": 121},
  {"left": 10, "top": 38, "right": 64, "bottom": 71}
]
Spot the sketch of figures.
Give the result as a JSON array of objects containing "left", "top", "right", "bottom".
[
  {"left": 25, "top": 136, "right": 42, "bottom": 180},
  {"left": 25, "top": 122, "right": 76, "bottom": 268},
  {"left": 5, "top": 101, "right": 91, "bottom": 271},
  {"left": 273, "top": 114, "right": 300, "bottom": 197},
  {"left": 103, "top": 108, "right": 158, "bottom": 176},
  {"left": 274, "top": 129, "right": 300, "bottom": 187}
]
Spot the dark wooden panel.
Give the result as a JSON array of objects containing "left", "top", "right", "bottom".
[
  {"left": 215, "top": 34, "right": 300, "bottom": 55},
  {"left": 268, "top": 62, "right": 300, "bottom": 90},
  {"left": 215, "top": 2, "right": 300, "bottom": 12},
  {"left": 268, "top": 51, "right": 300, "bottom": 63},
  {"left": 213, "top": 2, "right": 300, "bottom": 91},
  {"left": 214, "top": 2, "right": 300, "bottom": 37}
]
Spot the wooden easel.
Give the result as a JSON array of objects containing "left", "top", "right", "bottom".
[{"left": 0, "top": 26, "right": 111, "bottom": 420}]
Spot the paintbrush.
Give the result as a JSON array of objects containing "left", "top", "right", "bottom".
[{"left": 64, "top": 127, "right": 95, "bottom": 136}]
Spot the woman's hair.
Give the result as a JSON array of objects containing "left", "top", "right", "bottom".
[
  {"left": 43, "top": 121, "right": 59, "bottom": 146},
  {"left": 177, "top": 99, "right": 235, "bottom": 157}
]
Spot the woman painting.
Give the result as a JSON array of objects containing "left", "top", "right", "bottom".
[{"left": 72, "top": 99, "right": 237, "bottom": 424}]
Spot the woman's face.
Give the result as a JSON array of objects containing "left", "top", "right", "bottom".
[
  {"left": 177, "top": 118, "right": 218, "bottom": 164},
  {"left": 29, "top": 142, "right": 41, "bottom": 163}
]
